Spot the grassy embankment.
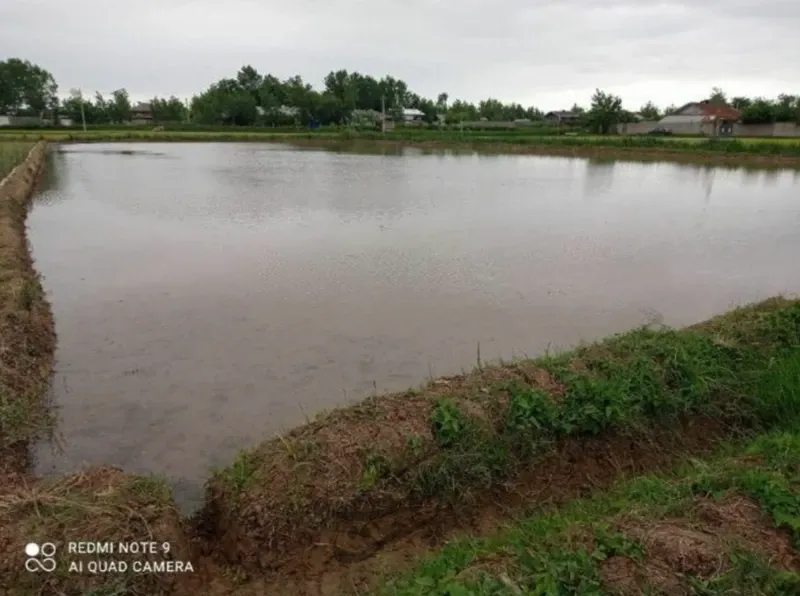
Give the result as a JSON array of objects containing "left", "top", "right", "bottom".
[
  {"left": 197, "top": 298, "right": 800, "bottom": 575},
  {"left": 382, "top": 429, "right": 800, "bottom": 595},
  {"left": 2, "top": 127, "right": 800, "bottom": 164},
  {"left": 0, "top": 141, "right": 55, "bottom": 486},
  {"left": 1, "top": 138, "right": 798, "bottom": 594}
]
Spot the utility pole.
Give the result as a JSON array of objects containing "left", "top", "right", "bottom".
[{"left": 381, "top": 95, "right": 386, "bottom": 133}]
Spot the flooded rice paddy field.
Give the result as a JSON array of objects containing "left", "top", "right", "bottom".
[{"left": 28, "top": 142, "right": 800, "bottom": 510}]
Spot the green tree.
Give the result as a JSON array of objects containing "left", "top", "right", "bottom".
[
  {"left": 151, "top": 96, "right": 187, "bottom": 123},
  {"left": 741, "top": 98, "right": 776, "bottom": 124},
  {"left": 237, "top": 65, "right": 263, "bottom": 107},
  {"left": 639, "top": 101, "right": 661, "bottom": 120},
  {"left": 107, "top": 89, "right": 132, "bottom": 123},
  {"left": 708, "top": 87, "right": 727, "bottom": 105},
  {"left": 587, "top": 89, "right": 622, "bottom": 134},
  {"left": 0, "top": 58, "right": 58, "bottom": 116},
  {"left": 436, "top": 92, "right": 448, "bottom": 112},
  {"left": 93, "top": 92, "right": 110, "bottom": 123},
  {"left": 773, "top": 94, "right": 799, "bottom": 123},
  {"left": 731, "top": 96, "right": 752, "bottom": 110}
]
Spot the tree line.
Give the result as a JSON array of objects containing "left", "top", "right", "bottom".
[{"left": 1, "top": 58, "right": 799, "bottom": 129}]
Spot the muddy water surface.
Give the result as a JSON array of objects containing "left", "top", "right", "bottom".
[{"left": 28, "top": 143, "right": 800, "bottom": 510}]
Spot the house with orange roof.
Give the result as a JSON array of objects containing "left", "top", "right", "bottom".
[{"left": 659, "top": 100, "right": 742, "bottom": 136}]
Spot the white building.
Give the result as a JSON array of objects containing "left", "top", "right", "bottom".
[{"left": 402, "top": 108, "right": 425, "bottom": 124}]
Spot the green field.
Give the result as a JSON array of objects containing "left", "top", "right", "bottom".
[{"left": 0, "top": 141, "right": 34, "bottom": 178}]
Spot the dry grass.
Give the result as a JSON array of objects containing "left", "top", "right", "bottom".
[
  {"left": 602, "top": 496, "right": 800, "bottom": 594},
  {"left": 0, "top": 141, "right": 56, "bottom": 484},
  {"left": 0, "top": 467, "right": 194, "bottom": 595}
]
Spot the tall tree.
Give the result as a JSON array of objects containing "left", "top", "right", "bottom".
[
  {"left": 730, "top": 96, "right": 752, "bottom": 110},
  {"left": 0, "top": 58, "right": 58, "bottom": 116},
  {"left": 639, "top": 101, "right": 661, "bottom": 120},
  {"left": 108, "top": 89, "right": 132, "bottom": 123},
  {"left": 151, "top": 96, "right": 187, "bottom": 123},
  {"left": 587, "top": 89, "right": 622, "bottom": 134},
  {"left": 708, "top": 87, "right": 727, "bottom": 105}
]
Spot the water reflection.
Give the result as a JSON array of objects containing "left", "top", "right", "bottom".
[{"left": 583, "top": 159, "right": 616, "bottom": 199}]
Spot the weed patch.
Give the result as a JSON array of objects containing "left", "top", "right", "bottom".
[{"left": 380, "top": 430, "right": 800, "bottom": 595}]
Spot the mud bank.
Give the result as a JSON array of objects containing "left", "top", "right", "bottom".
[{"left": 0, "top": 141, "right": 55, "bottom": 485}]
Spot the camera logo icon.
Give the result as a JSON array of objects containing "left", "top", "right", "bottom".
[{"left": 25, "top": 542, "right": 57, "bottom": 572}]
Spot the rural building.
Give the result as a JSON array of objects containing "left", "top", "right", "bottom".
[
  {"left": 402, "top": 108, "right": 425, "bottom": 124},
  {"left": 0, "top": 115, "right": 10, "bottom": 127},
  {"left": 131, "top": 102, "right": 154, "bottom": 124},
  {"left": 659, "top": 100, "right": 741, "bottom": 136},
  {"left": 544, "top": 110, "right": 581, "bottom": 125},
  {"left": 59, "top": 117, "right": 73, "bottom": 127}
]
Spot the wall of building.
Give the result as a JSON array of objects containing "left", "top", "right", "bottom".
[
  {"left": 617, "top": 121, "right": 714, "bottom": 135},
  {"left": 733, "top": 122, "right": 800, "bottom": 138},
  {"left": 619, "top": 121, "right": 800, "bottom": 138}
]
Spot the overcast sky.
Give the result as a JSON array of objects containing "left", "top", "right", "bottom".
[{"left": 2, "top": 0, "right": 798, "bottom": 111}]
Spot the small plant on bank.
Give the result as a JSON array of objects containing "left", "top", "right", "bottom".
[
  {"left": 405, "top": 433, "right": 424, "bottom": 457},
  {"left": 360, "top": 452, "right": 392, "bottom": 491},
  {"left": 221, "top": 449, "right": 259, "bottom": 496},
  {"left": 429, "top": 398, "right": 470, "bottom": 448}
]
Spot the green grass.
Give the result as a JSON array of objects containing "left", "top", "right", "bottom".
[
  {"left": 378, "top": 430, "right": 800, "bottom": 595},
  {"left": 0, "top": 141, "right": 34, "bottom": 179},
  {"left": 2, "top": 128, "right": 800, "bottom": 159},
  {"left": 401, "top": 299, "right": 800, "bottom": 506}
]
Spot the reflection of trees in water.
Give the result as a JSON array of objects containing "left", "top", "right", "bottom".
[
  {"left": 582, "top": 158, "right": 616, "bottom": 198},
  {"left": 697, "top": 165, "right": 715, "bottom": 203},
  {"left": 761, "top": 169, "right": 780, "bottom": 187},
  {"left": 739, "top": 166, "right": 784, "bottom": 189},
  {"left": 659, "top": 162, "right": 795, "bottom": 202},
  {"left": 32, "top": 152, "right": 68, "bottom": 205}
]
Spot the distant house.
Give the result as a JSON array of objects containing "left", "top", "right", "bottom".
[
  {"left": 402, "top": 108, "right": 425, "bottom": 125},
  {"left": 659, "top": 100, "right": 741, "bottom": 136},
  {"left": 544, "top": 110, "right": 581, "bottom": 125},
  {"left": 0, "top": 115, "right": 10, "bottom": 127},
  {"left": 58, "top": 117, "right": 73, "bottom": 127},
  {"left": 131, "top": 102, "right": 154, "bottom": 125}
]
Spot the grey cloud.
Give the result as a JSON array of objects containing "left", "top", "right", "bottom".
[{"left": 1, "top": 0, "right": 797, "bottom": 110}]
